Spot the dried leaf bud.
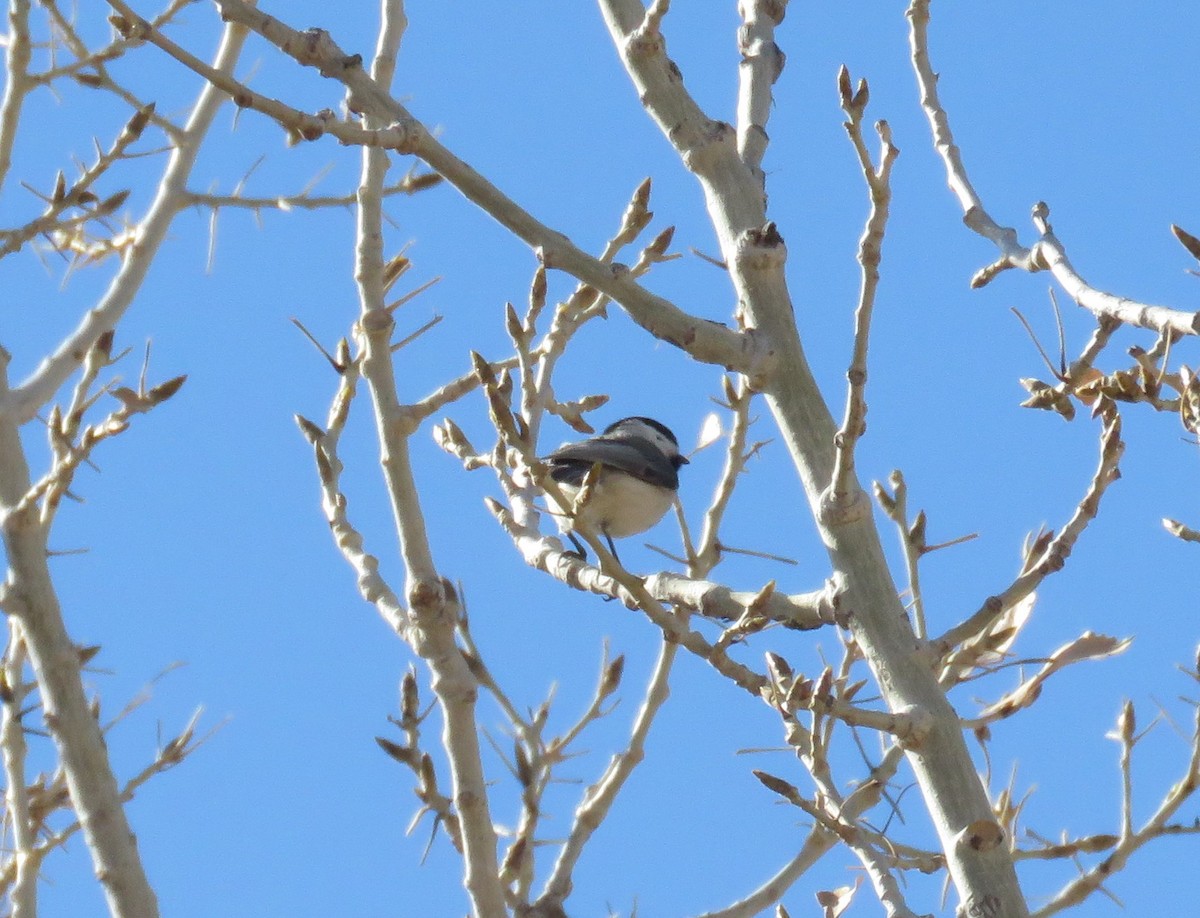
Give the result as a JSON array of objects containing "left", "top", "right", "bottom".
[
  {"left": 77, "top": 645, "right": 102, "bottom": 666},
  {"left": 1172, "top": 224, "right": 1200, "bottom": 263},
  {"left": 852, "top": 78, "right": 870, "bottom": 112},
  {"left": 622, "top": 176, "right": 653, "bottom": 235},
  {"left": 814, "top": 666, "right": 834, "bottom": 699},
  {"left": 721, "top": 374, "right": 738, "bottom": 405},
  {"left": 495, "top": 369, "right": 514, "bottom": 403},
  {"left": 514, "top": 742, "right": 534, "bottom": 787},
  {"left": 47, "top": 404, "right": 64, "bottom": 439},
  {"left": 382, "top": 253, "right": 410, "bottom": 292},
  {"left": 575, "top": 462, "right": 603, "bottom": 510},
  {"left": 871, "top": 480, "right": 895, "bottom": 513},
  {"left": 401, "top": 671, "right": 419, "bottom": 721},
  {"left": 95, "top": 189, "right": 131, "bottom": 217},
  {"left": 294, "top": 415, "right": 324, "bottom": 444},
  {"left": 375, "top": 736, "right": 414, "bottom": 766},
  {"left": 843, "top": 678, "right": 867, "bottom": 701},
  {"left": 746, "top": 579, "right": 777, "bottom": 615},
  {"left": 504, "top": 302, "right": 524, "bottom": 347},
  {"left": 765, "top": 651, "right": 793, "bottom": 685},
  {"left": 630, "top": 176, "right": 652, "bottom": 215},
  {"left": 600, "top": 654, "right": 625, "bottom": 698},
  {"left": 92, "top": 329, "right": 115, "bottom": 363},
  {"left": 435, "top": 418, "right": 473, "bottom": 457},
  {"left": 469, "top": 350, "right": 495, "bottom": 387},
  {"left": 124, "top": 103, "right": 155, "bottom": 142},
  {"left": 147, "top": 374, "right": 187, "bottom": 404},
  {"left": 908, "top": 510, "right": 927, "bottom": 548},
  {"left": 1118, "top": 699, "right": 1135, "bottom": 745},
  {"left": 753, "top": 769, "right": 799, "bottom": 802},
  {"left": 500, "top": 837, "right": 526, "bottom": 879},
  {"left": 404, "top": 172, "right": 442, "bottom": 193},
  {"left": 529, "top": 265, "right": 547, "bottom": 312},
  {"left": 837, "top": 65, "right": 852, "bottom": 109},
  {"left": 52, "top": 171, "right": 67, "bottom": 203},
  {"left": 645, "top": 225, "right": 675, "bottom": 259},
  {"left": 781, "top": 675, "right": 811, "bottom": 712},
  {"left": 332, "top": 338, "right": 351, "bottom": 371},
  {"left": 418, "top": 752, "right": 437, "bottom": 789}
]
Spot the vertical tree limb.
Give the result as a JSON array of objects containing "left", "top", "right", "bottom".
[
  {"left": 735, "top": 0, "right": 788, "bottom": 195},
  {"left": 830, "top": 75, "right": 898, "bottom": 515},
  {"left": 0, "top": 359, "right": 161, "bottom": 918},
  {"left": 351, "top": 4, "right": 505, "bottom": 914},
  {"left": 598, "top": 3, "right": 1031, "bottom": 914},
  {"left": 1, "top": 629, "right": 36, "bottom": 918},
  {"left": 0, "top": 0, "right": 32, "bottom": 194},
  {"left": 0, "top": 12, "right": 253, "bottom": 915}
]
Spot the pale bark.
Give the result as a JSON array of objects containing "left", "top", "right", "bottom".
[
  {"left": 0, "top": 12, "right": 252, "bottom": 917},
  {"left": 597, "top": 2, "right": 1030, "bottom": 915}
]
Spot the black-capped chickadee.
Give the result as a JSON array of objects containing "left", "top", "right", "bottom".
[{"left": 544, "top": 416, "right": 688, "bottom": 560}]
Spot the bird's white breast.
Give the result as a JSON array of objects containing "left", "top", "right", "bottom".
[{"left": 557, "top": 470, "right": 675, "bottom": 538}]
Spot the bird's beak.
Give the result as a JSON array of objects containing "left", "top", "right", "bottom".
[{"left": 677, "top": 455, "right": 690, "bottom": 465}]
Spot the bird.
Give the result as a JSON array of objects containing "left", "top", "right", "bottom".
[{"left": 543, "top": 416, "right": 688, "bottom": 561}]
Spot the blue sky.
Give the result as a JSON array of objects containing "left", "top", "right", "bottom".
[{"left": 4, "top": 2, "right": 1200, "bottom": 916}]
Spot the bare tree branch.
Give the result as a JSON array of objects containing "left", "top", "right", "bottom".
[
  {"left": 735, "top": 0, "right": 788, "bottom": 195},
  {"left": 937, "top": 402, "right": 1124, "bottom": 656},
  {"left": 906, "top": 0, "right": 1200, "bottom": 336},
  {"left": 0, "top": 0, "right": 33, "bottom": 195},
  {"left": 112, "top": 0, "right": 770, "bottom": 381},
  {"left": 830, "top": 72, "right": 898, "bottom": 516},
  {"left": 10, "top": 8, "right": 249, "bottom": 424}
]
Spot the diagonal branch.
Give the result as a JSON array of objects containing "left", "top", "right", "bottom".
[
  {"left": 936, "top": 401, "right": 1124, "bottom": 654},
  {"left": 1033, "top": 675, "right": 1200, "bottom": 917},
  {"left": 115, "top": 0, "right": 768, "bottom": 381},
  {"left": 536, "top": 636, "right": 676, "bottom": 911},
  {"left": 906, "top": 0, "right": 1200, "bottom": 337},
  {"left": 8, "top": 6, "right": 246, "bottom": 424}
]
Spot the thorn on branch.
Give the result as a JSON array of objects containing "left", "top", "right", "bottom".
[
  {"left": 294, "top": 414, "right": 325, "bottom": 445},
  {"left": 1171, "top": 224, "right": 1200, "bottom": 263},
  {"left": 290, "top": 318, "right": 347, "bottom": 372},
  {"left": 1163, "top": 518, "right": 1200, "bottom": 544}
]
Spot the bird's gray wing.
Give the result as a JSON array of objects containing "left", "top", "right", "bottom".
[{"left": 545, "top": 438, "right": 679, "bottom": 489}]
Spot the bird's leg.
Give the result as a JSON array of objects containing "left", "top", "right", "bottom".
[
  {"left": 603, "top": 530, "right": 621, "bottom": 564},
  {"left": 565, "top": 530, "right": 589, "bottom": 560}
]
